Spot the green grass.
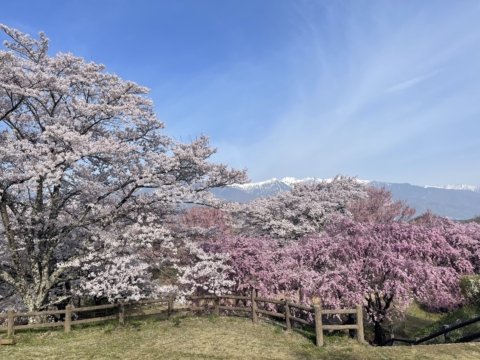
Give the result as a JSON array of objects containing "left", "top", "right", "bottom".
[
  {"left": 356, "top": 302, "right": 445, "bottom": 343},
  {"left": 2, "top": 313, "right": 480, "bottom": 359},
  {"left": 363, "top": 302, "right": 480, "bottom": 345},
  {"left": 386, "top": 302, "right": 445, "bottom": 339},
  {"left": 411, "top": 304, "right": 480, "bottom": 344}
]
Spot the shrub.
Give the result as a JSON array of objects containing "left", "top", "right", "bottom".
[{"left": 459, "top": 275, "right": 480, "bottom": 305}]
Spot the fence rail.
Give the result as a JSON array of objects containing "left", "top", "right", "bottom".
[
  {"left": 380, "top": 314, "right": 480, "bottom": 346},
  {"left": 0, "top": 290, "right": 364, "bottom": 347},
  {"left": 185, "top": 289, "right": 364, "bottom": 346},
  {"left": 0, "top": 297, "right": 172, "bottom": 338}
]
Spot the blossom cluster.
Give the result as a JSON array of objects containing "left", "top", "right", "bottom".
[{"left": 0, "top": 24, "right": 247, "bottom": 314}]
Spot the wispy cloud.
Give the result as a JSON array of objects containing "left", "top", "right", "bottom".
[
  {"left": 210, "top": 1, "right": 480, "bottom": 185},
  {"left": 2, "top": 0, "right": 479, "bottom": 186},
  {"left": 386, "top": 69, "right": 442, "bottom": 93}
]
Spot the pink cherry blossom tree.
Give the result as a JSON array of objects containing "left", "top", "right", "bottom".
[
  {"left": 348, "top": 186, "right": 416, "bottom": 223},
  {"left": 213, "top": 217, "right": 472, "bottom": 344},
  {"left": 409, "top": 209, "right": 447, "bottom": 227},
  {"left": 0, "top": 25, "right": 248, "bottom": 315},
  {"left": 443, "top": 222, "right": 480, "bottom": 274},
  {"left": 174, "top": 206, "right": 232, "bottom": 241},
  {"left": 411, "top": 212, "right": 480, "bottom": 274},
  {"left": 225, "top": 175, "right": 368, "bottom": 241},
  {"left": 313, "top": 218, "right": 472, "bottom": 343}
]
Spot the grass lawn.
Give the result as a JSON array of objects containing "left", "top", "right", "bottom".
[
  {"left": 2, "top": 313, "right": 480, "bottom": 359},
  {"left": 410, "top": 304, "right": 480, "bottom": 344},
  {"left": 370, "top": 302, "right": 446, "bottom": 341}
]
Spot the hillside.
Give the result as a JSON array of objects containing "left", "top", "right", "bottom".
[{"left": 2, "top": 315, "right": 480, "bottom": 359}]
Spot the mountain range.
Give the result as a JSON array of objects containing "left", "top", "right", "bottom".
[{"left": 211, "top": 178, "right": 480, "bottom": 220}]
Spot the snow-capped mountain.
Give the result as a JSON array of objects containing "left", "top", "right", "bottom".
[
  {"left": 230, "top": 177, "right": 371, "bottom": 196},
  {"left": 230, "top": 178, "right": 291, "bottom": 197},
  {"left": 211, "top": 177, "right": 480, "bottom": 220},
  {"left": 424, "top": 184, "right": 480, "bottom": 192}
]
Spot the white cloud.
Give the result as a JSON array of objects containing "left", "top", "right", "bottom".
[
  {"left": 386, "top": 70, "right": 442, "bottom": 93},
  {"left": 211, "top": 1, "right": 480, "bottom": 185}
]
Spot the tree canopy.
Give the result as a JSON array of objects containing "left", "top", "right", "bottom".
[
  {"left": 225, "top": 175, "right": 368, "bottom": 241},
  {"left": 0, "top": 24, "right": 247, "bottom": 312}
]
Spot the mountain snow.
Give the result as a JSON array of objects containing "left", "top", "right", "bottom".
[
  {"left": 233, "top": 178, "right": 479, "bottom": 194},
  {"left": 230, "top": 178, "right": 290, "bottom": 196},
  {"left": 232, "top": 177, "right": 370, "bottom": 192},
  {"left": 215, "top": 177, "right": 480, "bottom": 220},
  {"left": 424, "top": 184, "right": 480, "bottom": 192}
]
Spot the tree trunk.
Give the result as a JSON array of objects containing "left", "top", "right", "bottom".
[
  {"left": 373, "top": 320, "right": 385, "bottom": 345},
  {"left": 25, "top": 297, "right": 49, "bottom": 324},
  {"left": 19, "top": 281, "right": 54, "bottom": 324}
]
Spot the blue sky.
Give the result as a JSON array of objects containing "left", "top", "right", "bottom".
[{"left": 2, "top": 0, "right": 479, "bottom": 186}]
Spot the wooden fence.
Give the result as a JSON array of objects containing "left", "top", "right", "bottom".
[
  {"left": 0, "top": 297, "right": 174, "bottom": 338},
  {"left": 186, "top": 289, "right": 364, "bottom": 346},
  {"left": 0, "top": 290, "right": 364, "bottom": 347},
  {"left": 380, "top": 313, "right": 480, "bottom": 346}
]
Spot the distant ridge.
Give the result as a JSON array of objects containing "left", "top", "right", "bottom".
[
  {"left": 212, "top": 178, "right": 480, "bottom": 220},
  {"left": 424, "top": 184, "right": 480, "bottom": 192}
]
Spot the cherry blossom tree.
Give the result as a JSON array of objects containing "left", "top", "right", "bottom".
[
  {"left": 176, "top": 240, "right": 236, "bottom": 299},
  {"left": 225, "top": 175, "right": 368, "bottom": 241},
  {"left": 174, "top": 206, "right": 232, "bottom": 241},
  {"left": 411, "top": 212, "right": 480, "bottom": 274},
  {"left": 213, "top": 218, "right": 472, "bottom": 344},
  {"left": 213, "top": 235, "right": 282, "bottom": 295},
  {"left": 314, "top": 218, "right": 472, "bottom": 343},
  {"left": 139, "top": 207, "right": 235, "bottom": 298},
  {"left": 443, "top": 222, "right": 480, "bottom": 274},
  {"left": 410, "top": 211, "right": 480, "bottom": 310},
  {"left": 348, "top": 186, "right": 416, "bottom": 223},
  {"left": 409, "top": 209, "right": 447, "bottom": 227},
  {"left": 0, "top": 25, "right": 248, "bottom": 314}
]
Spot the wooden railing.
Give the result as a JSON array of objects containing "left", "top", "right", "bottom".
[
  {"left": 0, "top": 290, "right": 364, "bottom": 347},
  {"left": 379, "top": 314, "right": 480, "bottom": 346},
  {"left": 186, "top": 289, "right": 364, "bottom": 347},
  {"left": 0, "top": 297, "right": 174, "bottom": 338}
]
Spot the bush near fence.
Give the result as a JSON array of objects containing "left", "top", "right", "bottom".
[
  {"left": 460, "top": 275, "right": 480, "bottom": 306},
  {"left": 0, "top": 290, "right": 364, "bottom": 347}
]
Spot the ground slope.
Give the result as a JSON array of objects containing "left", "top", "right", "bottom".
[{"left": 2, "top": 315, "right": 480, "bottom": 359}]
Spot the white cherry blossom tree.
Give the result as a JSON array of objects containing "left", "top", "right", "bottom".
[
  {"left": 0, "top": 25, "right": 248, "bottom": 314},
  {"left": 226, "top": 175, "right": 367, "bottom": 241}
]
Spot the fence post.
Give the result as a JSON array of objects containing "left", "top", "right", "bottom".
[
  {"left": 313, "top": 300, "right": 323, "bottom": 347},
  {"left": 285, "top": 299, "right": 292, "bottom": 332},
  {"left": 356, "top": 305, "right": 364, "bottom": 343},
  {"left": 168, "top": 295, "right": 174, "bottom": 320},
  {"left": 443, "top": 325, "right": 450, "bottom": 343},
  {"left": 65, "top": 305, "right": 72, "bottom": 333},
  {"left": 118, "top": 301, "right": 125, "bottom": 326},
  {"left": 251, "top": 289, "right": 258, "bottom": 324},
  {"left": 214, "top": 295, "right": 220, "bottom": 316},
  {"left": 7, "top": 310, "right": 14, "bottom": 337}
]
